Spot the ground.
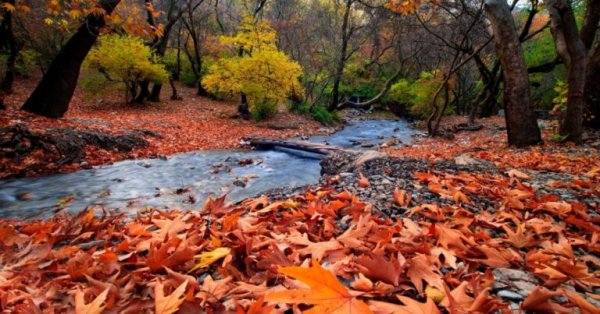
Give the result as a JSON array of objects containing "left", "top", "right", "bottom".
[
  {"left": 0, "top": 79, "right": 329, "bottom": 179},
  {"left": 0, "top": 113, "right": 598, "bottom": 313}
]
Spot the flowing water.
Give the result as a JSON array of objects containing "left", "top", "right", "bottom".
[{"left": 0, "top": 119, "right": 416, "bottom": 219}]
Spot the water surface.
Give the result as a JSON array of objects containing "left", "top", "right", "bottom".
[{"left": 0, "top": 119, "right": 415, "bottom": 219}]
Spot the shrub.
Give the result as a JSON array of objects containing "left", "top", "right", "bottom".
[
  {"left": 84, "top": 34, "right": 169, "bottom": 103},
  {"left": 551, "top": 80, "right": 568, "bottom": 115},
  {"left": 251, "top": 98, "right": 278, "bottom": 121},
  {"left": 385, "top": 79, "right": 415, "bottom": 105},
  {"left": 312, "top": 105, "right": 338, "bottom": 125},
  {"left": 15, "top": 50, "right": 40, "bottom": 77}
]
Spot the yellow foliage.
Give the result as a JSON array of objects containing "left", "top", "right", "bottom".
[
  {"left": 84, "top": 34, "right": 169, "bottom": 102},
  {"left": 202, "top": 15, "right": 304, "bottom": 110}
]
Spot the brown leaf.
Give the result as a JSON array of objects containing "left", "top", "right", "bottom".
[
  {"left": 357, "top": 253, "right": 404, "bottom": 286},
  {"left": 406, "top": 254, "right": 444, "bottom": 293}
]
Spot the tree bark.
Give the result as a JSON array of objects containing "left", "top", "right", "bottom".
[
  {"left": 149, "top": 0, "right": 184, "bottom": 102},
  {"left": 22, "top": 0, "right": 122, "bottom": 118},
  {"left": 547, "top": 0, "right": 587, "bottom": 142},
  {"left": 485, "top": 0, "right": 542, "bottom": 146},
  {"left": 580, "top": 0, "right": 600, "bottom": 50},
  {"left": 584, "top": 42, "right": 600, "bottom": 128},
  {"left": 0, "top": 0, "right": 18, "bottom": 94},
  {"left": 328, "top": 0, "right": 353, "bottom": 112},
  {"left": 582, "top": 0, "right": 600, "bottom": 128}
]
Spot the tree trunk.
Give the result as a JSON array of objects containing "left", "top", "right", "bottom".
[
  {"left": 239, "top": 93, "right": 250, "bottom": 119},
  {"left": 328, "top": 0, "right": 353, "bottom": 112},
  {"left": 22, "top": 0, "right": 122, "bottom": 118},
  {"left": 547, "top": 0, "right": 587, "bottom": 143},
  {"left": 485, "top": 0, "right": 542, "bottom": 146},
  {"left": 584, "top": 41, "right": 600, "bottom": 128},
  {"left": 580, "top": 0, "right": 600, "bottom": 50},
  {"left": 582, "top": 0, "right": 600, "bottom": 129},
  {"left": 0, "top": 0, "right": 18, "bottom": 94}
]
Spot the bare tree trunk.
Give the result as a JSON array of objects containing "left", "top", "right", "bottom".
[
  {"left": 328, "top": 0, "right": 352, "bottom": 112},
  {"left": 485, "top": 0, "right": 542, "bottom": 146},
  {"left": 22, "top": 0, "right": 122, "bottom": 118},
  {"left": 582, "top": 0, "right": 600, "bottom": 128},
  {"left": 149, "top": 1, "right": 184, "bottom": 102},
  {"left": 0, "top": 0, "right": 18, "bottom": 94},
  {"left": 547, "top": 0, "right": 586, "bottom": 143},
  {"left": 584, "top": 41, "right": 600, "bottom": 128}
]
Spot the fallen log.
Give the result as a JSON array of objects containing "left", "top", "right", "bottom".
[{"left": 242, "top": 137, "right": 347, "bottom": 156}]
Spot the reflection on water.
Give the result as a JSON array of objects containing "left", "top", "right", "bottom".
[{"left": 0, "top": 119, "right": 415, "bottom": 219}]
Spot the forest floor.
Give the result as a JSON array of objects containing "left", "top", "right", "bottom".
[
  {"left": 0, "top": 113, "right": 599, "bottom": 313},
  {"left": 0, "top": 79, "right": 330, "bottom": 179}
]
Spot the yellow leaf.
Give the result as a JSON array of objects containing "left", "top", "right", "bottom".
[
  {"left": 264, "top": 259, "right": 373, "bottom": 314},
  {"left": 75, "top": 288, "right": 109, "bottom": 314},
  {"left": 189, "top": 247, "right": 231, "bottom": 273},
  {"left": 1, "top": 2, "right": 15, "bottom": 12},
  {"left": 69, "top": 9, "right": 82, "bottom": 20},
  {"left": 425, "top": 285, "right": 445, "bottom": 304},
  {"left": 155, "top": 280, "right": 188, "bottom": 314},
  {"left": 44, "top": 18, "right": 54, "bottom": 25}
]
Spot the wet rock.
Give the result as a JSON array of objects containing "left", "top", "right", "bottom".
[
  {"left": 16, "top": 192, "right": 33, "bottom": 201},
  {"left": 492, "top": 268, "right": 539, "bottom": 299}
]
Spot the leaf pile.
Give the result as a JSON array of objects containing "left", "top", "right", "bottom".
[{"left": 1, "top": 159, "right": 599, "bottom": 313}]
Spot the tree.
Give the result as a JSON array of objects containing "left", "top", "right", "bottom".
[
  {"left": 484, "top": 0, "right": 542, "bottom": 146},
  {"left": 85, "top": 34, "right": 169, "bottom": 104},
  {"left": 329, "top": 0, "right": 355, "bottom": 111},
  {"left": 202, "top": 15, "right": 303, "bottom": 119},
  {"left": 546, "top": 0, "right": 587, "bottom": 142},
  {"left": 21, "top": 0, "right": 123, "bottom": 118},
  {"left": 0, "top": 0, "right": 19, "bottom": 95}
]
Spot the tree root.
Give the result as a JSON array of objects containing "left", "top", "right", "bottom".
[{"left": 0, "top": 124, "right": 160, "bottom": 166}]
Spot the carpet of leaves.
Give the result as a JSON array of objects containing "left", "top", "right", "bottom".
[
  {"left": 1, "top": 157, "right": 599, "bottom": 313},
  {"left": 0, "top": 79, "right": 327, "bottom": 179},
  {"left": 384, "top": 117, "right": 600, "bottom": 176}
]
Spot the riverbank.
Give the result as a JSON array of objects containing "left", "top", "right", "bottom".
[
  {"left": 0, "top": 117, "right": 599, "bottom": 312},
  {"left": 0, "top": 79, "right": 332, "bottom": 179}
]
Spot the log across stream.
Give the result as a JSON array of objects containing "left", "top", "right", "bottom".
[{"left": 0, "top": 119, "right": 416, "bottom": 219}]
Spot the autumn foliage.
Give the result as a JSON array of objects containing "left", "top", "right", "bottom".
[{"left": 1, "top": 149, "right": 599, "bottom": 312}]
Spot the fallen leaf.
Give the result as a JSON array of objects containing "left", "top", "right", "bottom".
[
  {"left": 75, "top": 288, "right": 109, "bottom": 314},
  {"left": 155, "top": 280, "right": 188, "bottom": 314},
  {"left": 189, "top": 247, "right": 231, "bottom": 273},
  {"left": 265, "top": 259, "right": 372, "bottom": 314}
]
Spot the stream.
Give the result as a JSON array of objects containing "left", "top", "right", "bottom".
[{"left": 0, "top": 119, "right": 416, "bottom": 219}]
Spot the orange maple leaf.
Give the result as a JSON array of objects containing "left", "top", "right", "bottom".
[
  {"left": 155, "top": 280, "right": 188, "bottom": 314},
  {"left": 264, "top": 259, "right": 372, "bottom": 314},
  {"left": 74, "top": 288, "right": 109, "bottom": 314}
]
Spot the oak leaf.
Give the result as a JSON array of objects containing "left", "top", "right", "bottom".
[{"left": 264, "top": 259, "right": 372, "bottom": 314}]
